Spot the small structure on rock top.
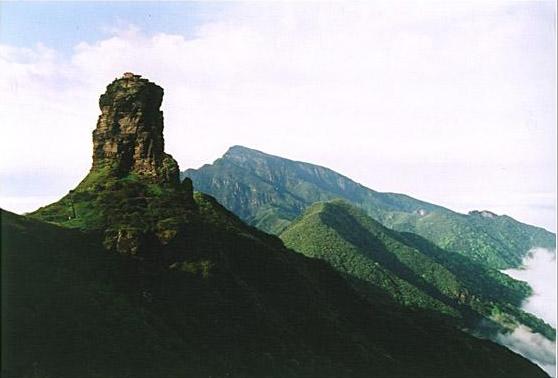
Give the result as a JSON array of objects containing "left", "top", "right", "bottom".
[{"left": 123, "top": 72, "right": 141, "bottom": 79}]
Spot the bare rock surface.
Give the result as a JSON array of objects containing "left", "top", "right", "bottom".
[{"left": 91, "top": 73, "right": 179, "bottom": 185}]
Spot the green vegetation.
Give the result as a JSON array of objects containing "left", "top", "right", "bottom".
[
  {"left": 33, "top": 169, "right": 188, "bottom": 230},
  {"left": 280, "top": 200, "right": 555, "bottom": 341},
  {"left": 2, "top": 204, "right": 550, "bottom": 378},
  {"left": 184, "top": 145, "right": 555, "bottom": 269},
  {"left": 30, "top": 167, "right": 195, "bottom": 255}
]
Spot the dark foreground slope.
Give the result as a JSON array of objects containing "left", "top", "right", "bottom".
[
  {"left": 1, "top": 205, "right": 550, "bottom": 378},
  {"left": 280, "top": 200, "right": 555, "bottom": 341},
  {"left": 183, "top": 146, "right": 555, "bottom": 269}
]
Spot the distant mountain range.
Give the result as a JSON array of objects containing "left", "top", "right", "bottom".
[{"left": 183, "top": 145, "right": 555, "bottom": 270}]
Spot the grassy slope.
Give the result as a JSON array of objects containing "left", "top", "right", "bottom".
[
  {"left": 30, "top": 167, "right": 193, "bottom": 232},
  {"left": 279, "top": 200, "right": 555, "bottom": 341},
  {"left": 1, "top": 202, "right": 550, "bottom": 378},
  {"left": 183, "top": 146, "right": 555, "bottom": 269}
]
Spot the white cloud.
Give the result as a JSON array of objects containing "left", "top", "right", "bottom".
[
  {"left": 0, "top": 2, "right": 556, "bottom": 228},
  {"left": 504, "top": 248, "right": 558, "bottom": 327},
  {"left": 498, "top": 248, "right": 557, "bottom": 376},
  {"left": 496, "top": 324, "right": 556, "bottom": 377}
]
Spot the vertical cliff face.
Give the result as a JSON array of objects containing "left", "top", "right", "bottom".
[{"left": 91, "top": 73, "right": 179, "bottom": 185}]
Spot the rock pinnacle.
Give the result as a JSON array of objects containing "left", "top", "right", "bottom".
[{"left": 91, "top": 73, "right": 179, "bottom": 185}]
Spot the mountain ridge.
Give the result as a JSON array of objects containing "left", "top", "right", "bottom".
[{"left": 183, "top": 145, "right": 555, "bottom": 269}]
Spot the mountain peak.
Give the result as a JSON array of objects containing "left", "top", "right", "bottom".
[
  {"left": 91, "top": 74, "right": 179, "bottom": 185},
  {"left": 223, "top": 145, "right": 268, "bottom": 159},
  {"left": 225, "top": 145, "right": 251, "bottom": 153}
]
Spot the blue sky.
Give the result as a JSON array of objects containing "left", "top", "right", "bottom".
[
  {"left": 1, "top": 2, "right": 230, "bottom": 53},
  {"left": 1, "top": 1, "right": 556, "bottom": 231}
]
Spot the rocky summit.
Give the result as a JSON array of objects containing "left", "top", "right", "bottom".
[
  {"left": 91, "top": 73, "right": 179, "bottom": 185},
  {"left": 31, "top": 73, "right": 193, "bottom": 256}
]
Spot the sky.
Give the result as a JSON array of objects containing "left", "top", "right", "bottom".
[{"left": 0, "top": 1, "right": 556, "bottom": 231}]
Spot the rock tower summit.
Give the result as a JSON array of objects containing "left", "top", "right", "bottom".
[
  {"left": 32, "top": 73, "right": 193, "bottom": 255},
  {"left": 90, "top": 73, "right": 179, "bottom": 185}
]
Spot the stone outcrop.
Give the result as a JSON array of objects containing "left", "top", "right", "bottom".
[
  {"left": 91, "top": 73, "right": 179, "bottom": 185},
  {"left": 469, "top": 210, "right": 498, "bottom": 219},
  {"left": 30, "top": 73, "right": 195, "bottom": 257}
]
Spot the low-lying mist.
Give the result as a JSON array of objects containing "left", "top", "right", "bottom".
[
  {"left": 504, "top": 248, "right": 557, "bottom": 327},
  {"left": 499, "top": 248, "right": 557, "bottom": 377},
  {"left": 496, "top": 325, "right": 556, "bottom": 376}
]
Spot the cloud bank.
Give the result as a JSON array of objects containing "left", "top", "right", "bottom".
[
  {"left": 504, "top": 248, "right": 557, "bottom": 327},
  {"left": 498, "top": 248, "right": 557, "bottom": 376},
  {"left": 496, "top": 324, "right": 556, "bottom": 376}
]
